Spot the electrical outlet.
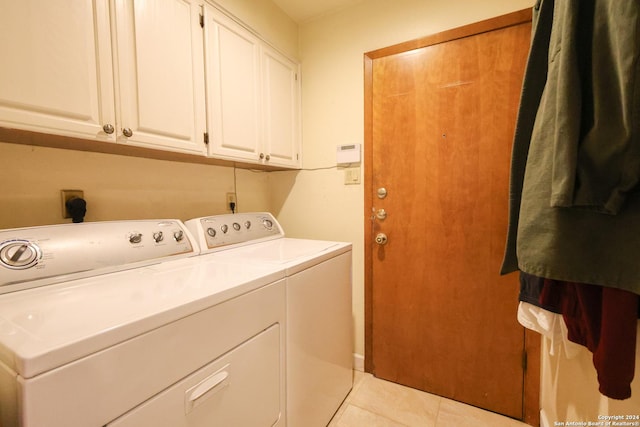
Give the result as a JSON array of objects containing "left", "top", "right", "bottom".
[
  {"left": 226, "top": 192, "right": 237, "bottom": 212},
  {"left": 61, "top": 190, "right": 84, "bottom": 219}
]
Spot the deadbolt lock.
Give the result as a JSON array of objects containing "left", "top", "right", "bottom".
[{"left": 376, "top": 209, "right": 387, "bottom": 220}]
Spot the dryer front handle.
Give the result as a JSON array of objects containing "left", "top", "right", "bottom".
[{"left": 185, "top": 365, "right": 230, "bottom": 413}]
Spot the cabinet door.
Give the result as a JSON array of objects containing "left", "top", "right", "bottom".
[
  {"left": 0, "top": 0, "right": 115, "bottom": 141},
  {"left": 113, "top": 0, "right": 206, "bottom": 154},
  {"left": 203, "top": 5, "right": 262, "bottom": 162},
  {"left": 262, "top": 47, "right": 301, "bottom": 168}
]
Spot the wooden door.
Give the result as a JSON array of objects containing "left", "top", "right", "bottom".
[{"left": 365, "top": 11, "right": 534, "bottom": 420}]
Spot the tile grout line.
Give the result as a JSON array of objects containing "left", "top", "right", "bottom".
[{"left": 433, "top": 396, "right": 443, "bottom": 427}]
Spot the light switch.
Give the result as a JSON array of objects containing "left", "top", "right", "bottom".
[{"left": 344, "top": 167, "right": 361, "bottom": 185}]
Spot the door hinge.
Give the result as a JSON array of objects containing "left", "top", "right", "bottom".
[
  {"left": 199, "top": 13, "right": 204, "bottom": 28},
  {"left": 203, "top": 132, "right": 209, "bottom": 145},
  {"left": 522, "top": 350, "right": 528, "bottom": 371}
]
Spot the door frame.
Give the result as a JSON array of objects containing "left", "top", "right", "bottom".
[{"left": 363, "top": 8, "right": 540, "bottom": 426}]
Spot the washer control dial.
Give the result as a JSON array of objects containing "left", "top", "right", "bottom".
[
  {"left": 153, "top": 231, "right": 164, "bottom": 243},
  {"left": 129, "top": 233, "right": 143, "bottom": 244},
  {"left": 244, "top": 221, "right": 252, "bottom": 229},
  {"left": 262, "top": 219, "right": 273, "bottom": 230},
  {"left": 221, "top": 224, "right": 229, "bottom": 234},
  {"left": 0, "top": 240, "right": 42, "bottom": 269},
  {"left": 232, "top": 222, "right": 241, "bottom": 231}
]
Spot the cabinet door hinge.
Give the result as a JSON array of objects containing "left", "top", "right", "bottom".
[
  {"left": 203, "top": 132, "right": 209, "bottom": 145},
  {"left": 199, "top": 13, "right": 204, "bottom": 28},
  {"left": 522, "top": 350, "right": 528, "bottom": 371}
]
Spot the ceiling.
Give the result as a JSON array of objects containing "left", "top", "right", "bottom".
[{"left": 272, "top": 0, "right": 365, "bottom": 23}]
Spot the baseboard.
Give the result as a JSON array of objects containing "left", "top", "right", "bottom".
[{"left": 353, "top": 353, "right": 364, "bottom": 371}]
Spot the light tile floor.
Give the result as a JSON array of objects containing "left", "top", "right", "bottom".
[{"left": 329, "top": 371, "right": 530, "bottom": 427}]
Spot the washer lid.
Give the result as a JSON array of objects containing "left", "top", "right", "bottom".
[
  {"left": 209, "top": 238, "right": 352, "bottom": 275},
  {"left": 0, "top": 256, "right": 283, "bottom": 378}
]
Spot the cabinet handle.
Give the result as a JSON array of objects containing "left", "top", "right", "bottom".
[
  {"left": 259, "top": 153, "right": 265, "bottom": 160},
  {"left": 265, "top": 154, "right": 271, "bottom": 161},
  {"left": 103, "top": 124, "right": 115, "bottom": 134},
  {"left": 122, "top": 127, "right": 133, "bottom": 138}
]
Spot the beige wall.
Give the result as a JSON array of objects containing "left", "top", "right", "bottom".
[
  {"left": 540, "top": 330, "right": 640, "bottom": 426},
  {"left": 211, "top": 0, "right": 298, "bottom": 58},
  {"left": 0, "top": 143, "right": 271, "bottom": 228}
]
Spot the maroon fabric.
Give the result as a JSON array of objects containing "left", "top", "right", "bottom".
[{"left": 540, "top": 280, "right": 638, "bottom": 400}]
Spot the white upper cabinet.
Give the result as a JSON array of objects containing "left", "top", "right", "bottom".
[
  {"left": 262, "top": 46, "right": 301, "bottom": 168},
  {"left": 0, "top": 0, "right": 206, "bottom": 155},
  {"left": 112, "top": 0, "right": 206, "bottom": 154},
  {"left": 0, "top": 1, "right": 299, "bottom": 166},
  {"left": 203, "top": 6, "right": 262, "bottom": 162},
  {"left": 0, "top": 1, "right": 115, "bottom": 141},
  {"left": 203, "top": 4, "right": 301, "bottom": 168}
]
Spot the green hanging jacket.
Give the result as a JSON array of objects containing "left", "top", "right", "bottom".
[{"left": 501, "top": 0, "right": 640, "bottom": 295}]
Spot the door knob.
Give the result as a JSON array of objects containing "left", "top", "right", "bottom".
[{"left": 375, "top": 233, "right": 388, "bottom": 245}]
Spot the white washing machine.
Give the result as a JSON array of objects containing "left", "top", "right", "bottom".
[
  {"left": 185, "top": 212, "right": 353, "bottom": 427},
  {"left": 0, "top": 219, "right": 286, "bottom": 427}
]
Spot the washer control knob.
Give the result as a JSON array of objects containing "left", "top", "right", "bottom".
[
  {"left": 221, "top": 224, "right": 229, "bottom": 234},
  {"left": 244, "top": 221, "right": 251, "bottom": 229},
  {"left": 206, "top": 227, "right": 216, "bottom": 238},
  {"left": 129, "top": 233, "right": 143, "bottom": 244},
  {"left": 0, "top": 241, "right": 41, "bottom": 269},
  {"left": 174, "top": 230, "right": 185, "bottom": 242},
  {"left": 262, "top": 219, "right": 273, "bottom": 230},
  {"left": 232, "top": 222, "right": 241, "bottom": 231},
  {"left": 152, "top": 231, "right": 164, "bottom": 243}
]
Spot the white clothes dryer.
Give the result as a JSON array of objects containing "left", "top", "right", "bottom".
[
  {"left": 0, "top": 220, "right": 286, "bottom": 427},
  {"left": 186, "top": 212, "right": 353, "bottom": 427}
]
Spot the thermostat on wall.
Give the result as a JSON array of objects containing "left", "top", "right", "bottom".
[{"left": 336, "top": 144, "right": 361, "bottom": 164}]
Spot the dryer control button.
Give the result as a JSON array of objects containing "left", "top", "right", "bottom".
[
  {"left": 262, "top": 219, "right": 273, "bottom": 230},
  {"left": 0, "top": 240, "right": 41, "bottom": 269},
  {"left": 232, "top": 222, "right": 241, "bottom": 231},
  {"left": 244, "top": 221, "right": 252, "bottom": 229}
]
